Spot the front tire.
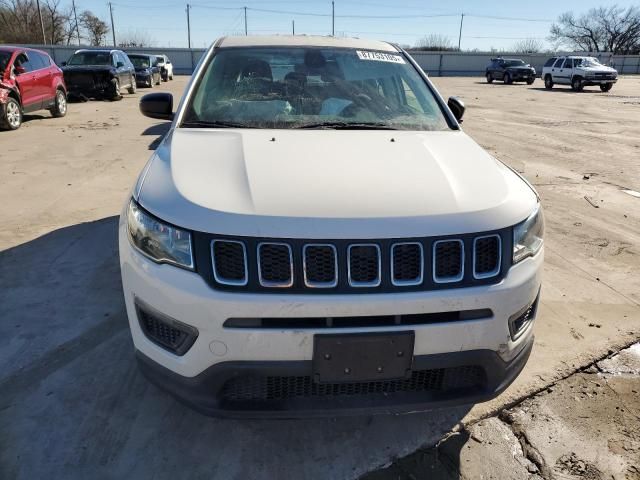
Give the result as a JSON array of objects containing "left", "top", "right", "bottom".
[
  {"left": 50, "top": 89, "right": 67, "bottom": 118},
  {"left": 1, "top": 97, "right": 22, "bottom": 130},
  {"left": 526, "top": 77, "right": 535, "bottom": 85},
  {"left": 600, "top": 83, "right": 613, "bottom": 92},
  {"left": 110, "top": 78, "right": 122, "bottom": 101},
  {"left": 486, "top": 72, "right": 493, "bottom": 83},
  {"left": 571, "top": 76, "right": 584, "bottom": 92},
  {"left": 504, "top": 72, "right": 512, "bottom": 84},
  {"left": 544, "top": 75, "right": 553, "bottom": 89},
  {"left": 127, "top": 76, "right": 136, "bottom": 94}
]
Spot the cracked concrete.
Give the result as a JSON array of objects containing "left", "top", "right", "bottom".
[{"left": 364, "top": 343, "right": 640, "bottom": 480}]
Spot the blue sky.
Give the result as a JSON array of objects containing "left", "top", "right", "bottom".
[{"left": 76, "top": 0, "right": 638, "bottom": 50}]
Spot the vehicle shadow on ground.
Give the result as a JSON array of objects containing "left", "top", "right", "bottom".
[
  {"left": 529, "top": 87, "right": 604, "bottom": 94},
  {"left": 0, "top": 217, "right": 471, "bottom": 479},
  {"left": 142, "top": 121, "right": 171, "bottom": 150}
]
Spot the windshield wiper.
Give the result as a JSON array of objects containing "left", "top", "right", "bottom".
[
  {"left": 296, "top": 121, "right": 397, "bottom": 130},
  {"left": 181, "top": 120, "right": 248, "bottom": 129}
]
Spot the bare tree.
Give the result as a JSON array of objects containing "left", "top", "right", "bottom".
[
  {"left": 0, "top": 0, "right": 44, "bottom": 44},
  {"left": 550, "top": 5, "right": 640, "bottom": 54},
  {"left": 413, "top": 34, "right": 456, "bottom": 51},
  {"left": 80, "top": 10, "right": 108, "bottom": 46},
  {"left": 117, "top": 29, "right": 154, "bottom": 48},
  {"left": 512, "top": 38, "right": 544, "bottom": 53}
]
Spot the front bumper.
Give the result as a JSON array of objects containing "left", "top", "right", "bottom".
[
  {"left": 135, "top": 73, "right": 153, "bottom": 86},
  {"left": 136, "top": 337, "right": 533, "bottom": 417},
  {"left": 583, "top": 77, "right": 618, "bottom": 86},
  {"left": 119, "top": 219, "right": 543, "bottom": 415}
]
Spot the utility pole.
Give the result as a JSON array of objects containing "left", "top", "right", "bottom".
[
  {"left": 331, "top": 1, "right": 335, "bottom": 36},
  {"left": 36, "top": 0, "right": 46, "bottom": 44},
  {"left": 186, "top": 4, "right": 191, "bottom": 48},
  {"left": 244, "top": 6, "right": 248, "bottom": 35},
  {"left": 457, "top": 13, "right": 465, "bottom": 51},
  {"left": 108, "top": 2, "right": 116, "bottom": 47},
  {"left": 72, "top": 0, "right": 81, "bottom": 46},
  {"left": 292, "top": 20, "right": 295, "bottom": 35}
]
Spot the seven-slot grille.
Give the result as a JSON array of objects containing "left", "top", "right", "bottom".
[{"left": 208, "top": 232, "right": 505, "bottom": 293}]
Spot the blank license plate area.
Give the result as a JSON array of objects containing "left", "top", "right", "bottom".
[{"left": 312, "top": 332, "right": 414, "bottom": 383}]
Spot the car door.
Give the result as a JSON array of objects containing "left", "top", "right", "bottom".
[
  {"left": 558, "top": 58, "right": 573, "bottom": 84},
  {"left": 12, "top": 52, "right": 41, "bottom": 110},
  {"left": 33, "top": 52, "right": 55, "bottom": 105},
  {"left": 113, "top": 52, "right": 126, "bottom": 87},
  {"left": 551, "top": 58, "right": 567, "bottom": 84}
]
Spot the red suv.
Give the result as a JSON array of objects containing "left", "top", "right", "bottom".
[{"left": 0, "top": 46, "right": 67, "bottom": 130}]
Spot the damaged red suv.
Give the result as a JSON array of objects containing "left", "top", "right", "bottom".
[{"left": 0, "top": 46, "right": 67, "bottom": 130}]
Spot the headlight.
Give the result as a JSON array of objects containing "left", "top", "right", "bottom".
[
  {"left": 513, "top": 205, "right": 544, "bottom": 263},
  {"left": 127, "top": 200, "right": 194, "bottom": 269}
]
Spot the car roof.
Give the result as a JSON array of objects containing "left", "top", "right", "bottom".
[
  {"left": 217, "top": 34, "right": 398, "bottom": 52},
  {"left": 73, "top": 49, "right": 117, "bottom": 54},
  {"left": 0, "top": 46, "right": 48, "bottom": 55}
]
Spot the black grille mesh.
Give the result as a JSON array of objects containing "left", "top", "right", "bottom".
[
  {"left": 259, "top": 244, "right": 292, "bottom": 284},
  {"left": 136, "top": 306, "right": 197, "bottom": 356},
  {"left": 349, "top": 245, "right": 380, "bottom": 284},
  {"left": 475, "top": 236, "right": 500, "bottom": 276},
  {"left": 434, "top": 241, "right": 463, "bottom": 280},
  {"left": 220, "top": 366, "right": 486, "bottom": 402},
  {"left": 392, "top": 243, "right": 422, "bottom": 283},
  {"left": 213, "top": 241, "right": 246, "bottom": 282},
  {"left": 304, "top": 246, "right": 336, "bottom": 285}
]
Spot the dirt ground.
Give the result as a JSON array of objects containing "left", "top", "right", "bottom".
[{"left": 1, "top": 75, "right": 639, "bottom": 479}]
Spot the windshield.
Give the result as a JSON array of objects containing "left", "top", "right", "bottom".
[
  {"left": 576, "top": 57, "right": 603, "bottom": 68},
  {"left": 156, "top": 56, "right": 165, "bottom": 65},
  {"left": 130, "top": 56, "right": 151, "bottom": 68},
  {"left": 67, "top": 51, "right": 111, "bottom": 66},
  {"left": 182, "top": 47, "right": 450, "bottom": 130},
  {"left": 505, "top": 60, "right": 526, "bottom": 67}
]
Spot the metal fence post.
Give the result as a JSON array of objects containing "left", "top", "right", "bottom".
[{"left": 438, "top": 54, "right": 443, "bottom": 77}]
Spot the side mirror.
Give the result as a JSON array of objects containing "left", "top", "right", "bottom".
[
  {"left": 117, "top": 61, "right": 124, "bottom": 68},
  {"left": 140, "top": 92, "right": 174, "bottom": 120},
  {"left": 61, "top": 61, "right": 67, "bottom": 67},
  {"left": 448, "top": 96, "right": 465, "bottom": 123},
  {"left": 14, "top": 65, "right": 26, "bottom": 75}
]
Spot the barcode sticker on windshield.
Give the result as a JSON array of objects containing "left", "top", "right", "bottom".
[{"left": 356, "top": 51, "right": 406, "bottom": 64}]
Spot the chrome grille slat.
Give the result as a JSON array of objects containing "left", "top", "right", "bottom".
[
  {"left": 391, "top": 242, "right": 424, "bottom": 286},
  {"left": 303, "top": 244, "right": 338, "bottom": 288},
  {"left": 257, "top": 243, "right": 293, "bottom": 288},
  {"left": 433, "top": 239, "right": 464, "bottom": 283},
  {"left": 211, "top": 240, "right": 248, "bottom": 286},
  {"left": 347, "top": 244, "right": 381, "bottom": 287},
  {"left": 473, "top": 234, "right": 502, "bottom": 279}
]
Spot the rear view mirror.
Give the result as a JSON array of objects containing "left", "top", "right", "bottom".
[
  {"left": 448, "top": 96, "right": 465, "bottom": 122},
  {"left": 140, "top": 92, "right": 174, "bottom": 120}
]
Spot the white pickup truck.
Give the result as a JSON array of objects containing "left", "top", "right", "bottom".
[{"left": 542, "top": 55, "right": 618, "bottom": 92}]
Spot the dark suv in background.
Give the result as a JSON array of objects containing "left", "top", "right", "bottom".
[
  {"left": 62, "top": 49, "right": 136, "bottom": 101},
  {"left": 486, "top": 58, "right": 536, "bottom": 85},
  {"left": 0, "top": 46, "right": 67, "bottom": 130}
]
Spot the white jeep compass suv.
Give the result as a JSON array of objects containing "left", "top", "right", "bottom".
[{"left": 120, "top": 35, "right": 544, "bottom": 417}]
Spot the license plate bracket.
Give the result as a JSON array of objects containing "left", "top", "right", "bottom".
[{"left": 312, "top": 332, "right": 414, "bottom": 383}]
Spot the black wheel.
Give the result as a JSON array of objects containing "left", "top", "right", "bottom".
[
  {"left": 571, "top": 76, "right": 584, "bottom": 92},
  {"left": 486, "top": 72, "right": 493, "bottom": 83},
  {"left": 110, "top": 78, "right": 122, "bottom": 100},
  {"left": 0, "top": 97, "right": 22, "bottom": 130},
  {"left": 127, "top": 76, "right": 136, "bottom": 94},
  {"left": 169, "top": 73, "right": 173, "bottom": 80},
  {"left": 504, "top": 72, "right": 512, "bottom": 84},
  {"left": 544, "top": 75, "right": 553, "bottom": 89},
  {"left": 600, "top": 83, "right": 613, "bottom": 92},
  {"left": 526, "top": 77, "right": 535, "bottom": 85},
  {"left": 50, "top": 89, "right": 67, "bottom": 117}
]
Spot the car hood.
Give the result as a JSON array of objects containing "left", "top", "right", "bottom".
[
  {"left": 136, "top": 129, "right": 538, "bottom": 238},
  {"left": 62, "top": 65, "right": 112, "bottom": 73},
  {"left": 580, "top": 65, "right": 617, "bottom": 73},
  {"left": 507, "top": 66, "right": 534, "bottom": 71}
]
